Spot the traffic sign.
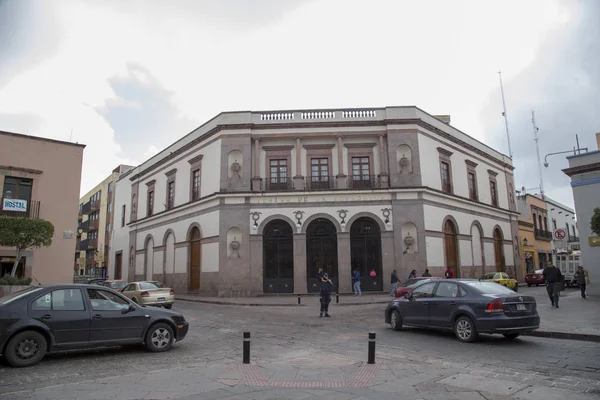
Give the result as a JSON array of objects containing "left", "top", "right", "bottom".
[{"left": 553, "top": 228, "right": 567, "bottom": 241}]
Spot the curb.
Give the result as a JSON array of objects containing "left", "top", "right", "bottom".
[
  {"left": 523, "top": 330, "right": 600, "bottom": 343},
  {"left": 176, "top": 296, "right": 390, "bottom": 307}
]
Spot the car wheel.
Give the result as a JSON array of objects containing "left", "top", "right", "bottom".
[
  {"left": 145, "top": 323, "right": 174, "bottom": 352},
  {"left": 454, "top": 316, "right": 478, "bottom": 343},
  {"left": 164, "top": 304, "right": 172, "bottom": 309},
  {"left": 390, "top": 310, "right": 402, "bottom": 331},
  {"left": 4, "top": 330, "right": 48, "bottom": 368},
  {"left": 503, "top": 333, "right": 520, "bottom": 340}
]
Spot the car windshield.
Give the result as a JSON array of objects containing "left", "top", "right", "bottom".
[
  {"left": 109, "top": 282, "right": 127, "bottom": 289},
  {"left": 139, "top": 281, "right": 166, "bottom": 290},
  {"left": 465, "top": 281, "right": 515, "bottom": 295},
  {"left": 0, "top": 287, "right": 43, "bottom": 304}
]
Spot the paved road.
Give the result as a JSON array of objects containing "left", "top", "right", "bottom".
[{"left": 1, "top": 300, "right": 599, "bottom": 399}]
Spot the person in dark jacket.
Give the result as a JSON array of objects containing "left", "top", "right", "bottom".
[
  {"left": 352, "top": 270, "right": 362, "bottom": 296},
  {"left": 390, "top": 269, "right": 399, "bottom": 296},
  {"left": 408, "top": 270, "right": 417, "bottom": 280},
  {"left": 319, "top": 273, "right": 334, "bottom": 317},
  {"left": 422, "top": 269, "right": 432, "bottom": 277},
  {"left": 542, "top": 262, "right": 563, "bottom": 308},
  {"left": 573, "top": 265, "right": 589, "bottom": 299}
]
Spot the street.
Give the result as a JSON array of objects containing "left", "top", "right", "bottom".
[{"left": 0, "top": 290, "right": 599, "bottom": 400}]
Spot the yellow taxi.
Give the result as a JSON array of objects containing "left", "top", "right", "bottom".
[{"left": 480, "top": 272, "right": 519, "bottom": 292}]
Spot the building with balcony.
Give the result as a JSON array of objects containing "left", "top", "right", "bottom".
[
  {"left": 110, "top": 106, "right": 519, "bottom": 296},
  {"left": 0, "top": 130, "right": 84, "bottom": 283},
  {"left": 75, "top": 165, "right": 134, "bottom": 278},
  {"left": 516, "top": 194, "right": 553, "bottom": 276},
  {"left": 563, "top": 132, "right": 600, "bottom": 296},
  {"left": 544, "top": 196, "right": 579, "bottom": 253}
]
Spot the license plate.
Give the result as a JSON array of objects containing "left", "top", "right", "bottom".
[
  {"left": 157, "top": 297, "right": 166, "bottom": 302},
  {"left": 517, "top": 304, "right": 526, "bottom": 311}
]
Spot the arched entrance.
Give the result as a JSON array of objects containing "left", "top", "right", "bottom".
[
  {"left": 306, "top": 218, "right": 338, "bottom": 293},
  {"left": 263, "top": 220, "right": 294, "bottom": 293},
  {"left": 189, "top": 227, "right": 201, "bottom": 291},
  {"left": 350, "top": 217, "right": 383, "bottom": 291},
  {"left": 493, "top": 227, "right": 505, "bottom": 272},
  {"left": 444, "top": 219, "right": 459, "bottom": 277}
]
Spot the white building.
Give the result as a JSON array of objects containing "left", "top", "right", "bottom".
[
  {"left": 544, "top": 196, "right": 580, "bottom": 253},
  {"left": 110, "top": 106, "right": 519, "bottom": 296}
]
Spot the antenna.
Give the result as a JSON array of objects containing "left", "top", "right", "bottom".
[
  {"left": 531, "top": 110, "right": 545, "bottom": 197},
  {"left": 498, "top": 71, "right": 513, "bottom": 159},
  {"left": 69, "top": 128, "right": 73, "bottom": 142}
]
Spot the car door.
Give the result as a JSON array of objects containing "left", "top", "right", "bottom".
[
  {"left": 402, "top": 282, "right": 437, "bottom": 326},
  {"left": 428, "top": 282, "right": 461, "bottom": 328},
  {"left": 29, "top": 288, "right": 90, "bottom": 347},
  {"left": 85, "top": 288, "right": 148, "bottom": 344}
]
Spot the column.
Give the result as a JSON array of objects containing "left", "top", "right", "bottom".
[
  {"left": 381, "top": 232, "right": 395, "bottom": 293},
  {"left": 293, "top": 233, "right": 307, "bottom": 294},
  {"left": 336, "top": 135, "right": 347, "bottom": 189},
  {"left": 251, "top": 138, "right": 262, "bottom": 191},
  {"left": 378, "top": 134, "right": 389, "bottom": 188},
  {"left": 249, "top": 235, "right": 264, "bottom": 295},
  {"left": 337, "top": 232, "right": 352, "bottom": 293},
  {"left": 293, "top": 137, "right": 304, "bottom": 190}
]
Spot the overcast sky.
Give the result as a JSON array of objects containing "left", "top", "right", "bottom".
[{"left": 1, "top": 0, "right": 598, "bottom": 212}]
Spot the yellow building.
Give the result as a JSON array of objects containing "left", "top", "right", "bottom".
[
  {"left": 75, "top": 165, "right": 133, "bottom": 279},
  {"left": 516, "top": 193, "right": 553, "bottom": 277}
]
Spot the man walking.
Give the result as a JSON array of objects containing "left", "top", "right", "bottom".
[
  {"left": 352, "top": 270, "right": 362, "bottom": 296},
  {"left": 542, "top": 262, "right": 563, "bottom": 308},
  {"left": 390, "top": 269, "right": 399, "bottom": 296},
  {"left": 319, "top": 273, "right": 334, "bottom": 318},
  {"left": 573, "top": 265, "right": 589, "bottom": 299}
]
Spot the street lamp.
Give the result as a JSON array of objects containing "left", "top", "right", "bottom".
[
  {"left": 523, "top": 238, "right": 528, "bottom": 247},
  {"left": 544, "top": 148, "right": 588, "bottom": 168}
]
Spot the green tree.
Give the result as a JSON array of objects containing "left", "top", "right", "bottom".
[
  {"left": 0, "top": 216, "right": 54, "bottom": 276},
  {"left": 591, "top": 207, "right": 600, "bottom": 236}
]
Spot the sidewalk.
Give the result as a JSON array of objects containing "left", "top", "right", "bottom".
[{"left": 177, "top": 286, "right": 600, "bottom": 342}]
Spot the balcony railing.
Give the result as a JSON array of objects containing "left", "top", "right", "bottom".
[
  {"left": 81, "top": 199, "right": 100, "bottom": 215},
  {"left": 305, "top": 176, "right": 336, "bottom": 191},
  {"left": 79, "top": 238, "right": 98, "bottom": 251},
  {"left": 534, "top": 229, "right": 552, "bottom": 241},
  {"left": 568, "top": 234, "right": 579, "bottom": 242},
  {"left": 0, "top": 198, "right": 40, "bottom": 218},
  {"left": 79, "top": 219, "right": 99, "bottom": 233},
  {"left": 348, "top": 175, "right": 382, "bottom": 190},
  {"left": 263, "top": 178, "right": 294, "bottom": 191},
  {"left": 258, "top": 175, "right": 389, "bottom": 192}
]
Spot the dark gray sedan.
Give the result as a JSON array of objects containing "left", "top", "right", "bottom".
[{"left": 384, "top": 279, "right": 540, "bottom": 342}]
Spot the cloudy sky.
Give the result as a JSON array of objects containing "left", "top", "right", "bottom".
[{"left": 1, "top": 0, "right": 598, "bottom": 211}]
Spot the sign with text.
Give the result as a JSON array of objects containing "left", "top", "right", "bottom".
[
  {"left": 589, "top": 236, "right": 600, "bottom": 247},
  {"left": 251, "top": 193, "right": 390, "bottom": 205},
  {"left": 2, "top": 198, "right": 27, "bottom": 212}
]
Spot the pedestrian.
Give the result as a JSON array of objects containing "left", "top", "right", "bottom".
[
  {"left": 422, "top": 268, "right": 432, "bottom": 277},
  {"left": 390, "top": 269, "right": 399, "bottom": 296},
  {"left": 573, "top": 264, "right": 589, "bottom": 299},
  {"left": 352, "top": 269, "right": 362, "bottom": 296},
  {"left": 444, "top": 266, "right": 454, "bottom": 279},
  {"left": 319, "top": 273, "right": 334, "bottom": 318},
  {"left": 542, "top": 262, "right": 563, "bottom": 308},
  {"left": 408, "top": 269, "right": 417, "bottom": 279},
  {"left": 316, "top": 267, "right": 324, "bottom": 281}
]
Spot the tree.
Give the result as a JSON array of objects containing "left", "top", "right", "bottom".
[
  {"left": 591, "top": 208, "right": 600, "bottom": 236},
  {"left": 0, "top": 216, "right": 54, "bottom": 276}
]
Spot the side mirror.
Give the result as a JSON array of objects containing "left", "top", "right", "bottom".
[
  {"left": 121, "top": 304, "right": 136, "bottom": 314},
  {"left": 405, "top": 292, "right": 414, "bottom": 301}
]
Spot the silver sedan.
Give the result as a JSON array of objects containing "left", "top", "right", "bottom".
[{"left": 121, "top": 281, "right": 175, "bottom": 309}]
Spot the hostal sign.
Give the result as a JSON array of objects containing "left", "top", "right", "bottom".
[{"left": 2, "top": 199, "right": 27, "bottom": 212}]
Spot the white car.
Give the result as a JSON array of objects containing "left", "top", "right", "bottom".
[{"left": 121, "top": 281, "right": 175, "bottom": 309}]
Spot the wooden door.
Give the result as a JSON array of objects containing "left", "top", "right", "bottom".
[
  {"left": 444, "top": 220, "right": 458, "bottom": 277},
  {"left": 189, "top": 227, "right": 201, "bottom": 291},
  {"left": 115, "top": 253, "right": 122, "bottom": 280},
  {"left": 494, "top": 228, "right": 505, "bottom": 272}
]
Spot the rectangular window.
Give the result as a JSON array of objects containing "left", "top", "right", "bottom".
[
  {"left": 310, "top": 158, "right": 329, "bottom": 189},
  {"left": 467, "top": 172, "right": 477, "bottom": 200},
  {"left": 490, "top": 180, "right": 498, "bottom": 206},
  {"left": 192, "top": 169, "right": 200, "bottom": 200},
  {"left": 147, "top": 190, "right": 154, "bottom": 217},
  {"left": 552, "top": 218, "right": 557, "bottom": 230},
  {"left": 269, "top": 159, "right": 288, "bottom": 190},
  {"left": 167, "top": 181, "right": 175, "bottom": 209},
  {"left": 2, "top": 176, "right": 33, "bottom": 202},
  {"left": 351, "top": 156, "right": 371, "bottom": 188},
  {"left": 121, "top": 205, "right": 126, "bottom": 227},
  {"left": 440, "top": 162, "right": 452, "bottom": 193}
]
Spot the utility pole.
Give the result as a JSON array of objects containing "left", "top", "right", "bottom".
[
  {"left": 498, "top": 71, "right": 513, "bottom": 159},
  {"left": 531, "top": 110, "right": 545, "bottom": 197}
]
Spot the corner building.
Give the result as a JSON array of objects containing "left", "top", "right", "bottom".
[{"left": 110, "top": 107, "right": 520, "bottom": 296}]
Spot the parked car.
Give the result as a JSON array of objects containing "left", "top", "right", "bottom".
[
  {"left": 480, "top": 272, "right": 518, "bottom": 291},
  {"left": 394, "top": 277, "right": 443, "bottom": 298},
  {"left": 101, "top": 280, "right": 128, "bottom": 291},
  {"left": 121, "top": 281, "right": 175, "bottom": 309},
  {"left": 86, "top": 278, "right": 106, "bottom": 286},
  {"left": 525, "top": 269, "right": 545, "bottom": 287},
  {"left": 385, "top": 279, "right": 539, "bottom": 343},
  {"left": 0, "top": 284, "right": 189, "bottom": 367}
]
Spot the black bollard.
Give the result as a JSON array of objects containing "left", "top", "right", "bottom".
[
  {"left": 336, "top": 293, "right": 339, "bottom": 304},
  {"left": 367, "top": 331, "right": 376, "bottom": 364},
  {"left": 243, "top": 332, "right": 250, "bottom": 364},
  {"left": 297, "top": 294, "right": 301, "bottom": 305}
]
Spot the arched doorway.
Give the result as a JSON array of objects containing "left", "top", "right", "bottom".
[
  {"left": 493, "top": 227, "right": 505, "bottom": 272},
  {"left": 144, "top": 236, "right": 154, "bottom": 281},
  {"left": 306, "top": 218, "right": 338, "bottom": 293},
  {"left": 444, "top": 219, "right": 459, "bottom": 277},
  {"left": 350, "top": 217, "right": 382, "bottom": 291},
  {"left": 263, "top": 220, "right": 294, "bottom": 293},
  {"left": 189, "top": 227, "right": 201, "bottom": 291}
]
